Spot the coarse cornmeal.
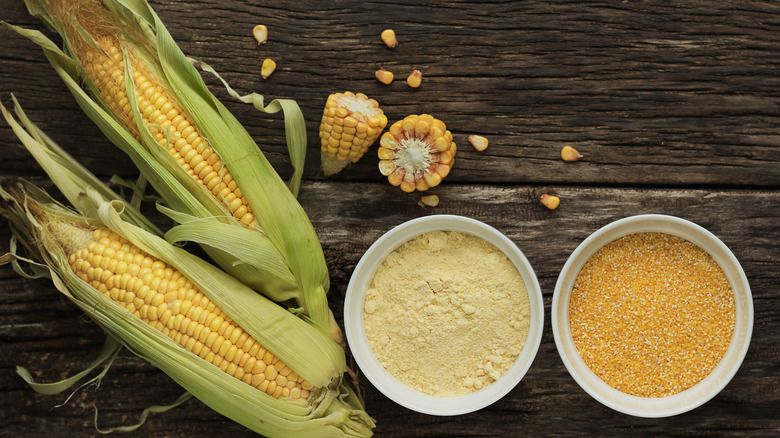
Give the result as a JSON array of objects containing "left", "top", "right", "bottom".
[
  {"left": 569, "top": 232, "right": 736, "bottom": 398},
  {"left": 362, "top": 230, "right": 530, "bottom": 396}
]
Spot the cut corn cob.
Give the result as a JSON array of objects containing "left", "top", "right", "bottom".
[
  {"left": 0, "top": 179, "right": 374, "bottom": 437},
  {"left": 319, "top": 91, "right": 388, "bottom": 176},
  {"left": 377, "top": 114, "right": 456, "bottom": 192},
  {"left": 67, "top": 225, "right": 312, "bottom": 400}
]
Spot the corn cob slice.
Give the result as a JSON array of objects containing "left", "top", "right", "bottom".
[
  {"left": 377, "top": 114, "right": 456, "bottom": 192},
  {"left": 319, "top": 92, "right": 388, "bottom": 176},
  {"left": 0, "top": 179, "right": 374, "bottom": 437},
  {"left": 66, "top": 224, "right": 312, "bottom": 400}
]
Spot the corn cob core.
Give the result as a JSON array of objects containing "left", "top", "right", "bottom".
[
  {"left": 53, "top": 221, "right": 312, "bottom": 400},
  {"left": 377, "top": 114, "right": 456, "bottom": 192},
  {"left": 78, "top": 35, "right": 256, "bottom": 227},
  {"left": 319, "top": 92, "right": 387, "bottom": 176}
]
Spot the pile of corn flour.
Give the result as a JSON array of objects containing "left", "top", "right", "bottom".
[{"left": 363, "top": 230, "right": 531, "bottom": 396}]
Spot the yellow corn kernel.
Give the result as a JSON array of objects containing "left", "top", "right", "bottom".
[
  {"left": 375, "top": 68, "right": 394, "bottom": 85},
  {"left": 253, "top": 25, "right": 268, "bottom": 44},
  {"left": 380, "top": 29, "right": 397, "bottom": 48},
  {"left": 561, "top": 145, "right": 582, "bottom": 162},
  {"left": 541, "top": 194, "right": 560, "bottom": 210},
  {"left": 261, "top": 58, "right": 277, "bottom": 79},
  {"left": 406, "top": 70, "right": 422, "bottom": 88},
  {"left": 469, "top": 135, "right": 489, "bottom": 152},
  {"left": 319, "top": 92, "right": 388, "bottom": 176},
  {"left": 60, "top": 223, "right": 313, "bottom": 401},
  {"left": 378, "top": 114, "right": 456, "bottom": 193},
  {"left": 419, "top": 194, "right": 439, "bottom": 208}
]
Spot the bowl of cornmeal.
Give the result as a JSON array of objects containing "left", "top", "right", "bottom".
[
  {"left": 344, "top": 214, "right": 544, "bottom": 415},
  {"left": 552, "top": 214, "right": 753, "bottom": 418}
]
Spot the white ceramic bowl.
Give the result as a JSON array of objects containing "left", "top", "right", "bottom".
[
  {"left": 344, "top": 215, "right": 544, "bottom": 416},
  {"left": 552, "top": 214, "right": 753, "bottom": 418}
]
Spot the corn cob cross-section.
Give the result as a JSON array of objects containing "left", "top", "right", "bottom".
[
  {"left": 59, "top": 222, "right": 312, "bottom": 400},
  {"left": 319, "top": 91, "right": 388, "bottom": 176},
  {"left": 378, "top": 114, "right": 456, "bottom": 192}
]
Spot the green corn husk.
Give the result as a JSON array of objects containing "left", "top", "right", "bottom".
[
  {"left": 0, "top": 178, "right": 374, "bottom": 437},
  {"left": 4, "top": 0, "right": 341, "bottom": 343}
]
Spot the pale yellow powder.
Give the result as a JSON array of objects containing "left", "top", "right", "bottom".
[{"left": 363, "top": 230, "right": 531, "bottom": 396}]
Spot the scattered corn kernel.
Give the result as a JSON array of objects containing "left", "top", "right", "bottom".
[
  {"left": 406, "top": 70, "right": 422, "bottom": 88},
  {"left": 319, "top": 91, "right": 388, "bottom": 175},
  {"left": 380, "top": 29, "right": 397, "bottom": 48},
  {"left": 561, "top": 145, "right": 582, "bottom": 162},
  {"left": 469, "top": 135, "right": 489, "bottom": 151},
  {"left": 378, "top": 114, "right": 456, "bottom": 193},
  {"left": 569, "top": 232, "right": 735, "bottom": 398},
  {"left": 420, "top": 195, "right": 439, "bottom": 207},
  {"left": 252, "top": 25, "right": 268, "bottom": 44},
  {"left": 375, "top": 68, "right": 394, "bottom": 85},
  {"left": 261, "top": 58, "right": 276, "bottom": 79},
  {"left": 540, "top": 194, "right": 559, "bottom": 210}
]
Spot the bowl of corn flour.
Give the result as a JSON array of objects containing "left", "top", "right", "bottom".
[
  {"left": 344, "top": 215, "right": 543, "bottom": 415},
  {"left": 552, "top": 214, "right": 753, "bottom": 418}
]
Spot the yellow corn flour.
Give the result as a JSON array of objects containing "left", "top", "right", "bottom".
[{"left": 363, "top": 230, "right": 530, "bottom": 396}]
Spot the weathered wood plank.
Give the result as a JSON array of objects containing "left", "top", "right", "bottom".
[
  {"left": 1, "top": 183, "right": 777, "bottom": 437},
  {"left": 1, "top": 1, "right": 779, "bottom": 187}
]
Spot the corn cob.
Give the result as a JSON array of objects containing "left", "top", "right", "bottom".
[
  {"left": 378, "top": 114, "right": 456, "bottom": 192},
  {"left": 74, "top": 19, "right": 256, "bottom": 227},
  {"left": 66, "top": 224, "right": 312, "bottom": 400},
  {"left": 11, "top": 0, "right": 342, "bottom": 343},
  {"left": 0, "top": 178, "right": 374, "bottom": 437},
  {"left": 319, "top": 92, "right": 388, "bottom": 176}
]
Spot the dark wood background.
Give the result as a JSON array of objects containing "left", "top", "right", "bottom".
[{"left": 1, "top": 0, "right": 778, "bottom": 436}]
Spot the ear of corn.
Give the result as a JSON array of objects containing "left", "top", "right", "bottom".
[
  {"left": 8, "top": 0, "right": 342, "bottom": 342},
  {"left": 0, "top": 178, "right": 374, "bottom": 437}
]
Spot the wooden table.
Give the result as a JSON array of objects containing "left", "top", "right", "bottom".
[{"left": 1, "top": 1, "right": 778, "bottom": 436}]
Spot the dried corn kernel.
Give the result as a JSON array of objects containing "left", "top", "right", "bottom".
[
  {"left": 469, "top": 135, "right": 488, "bottom": 151},
  {"left": 381, "top": 29, "right": 397, "bottom": 48},
  {"left": 261, "top": 58, "right": 276, "bottom": 79},
  {"left": 561, "top": 145, "right": 582, "bottom": 162},
  {"left": 253, "top": 25, "right": 268, "bottom": 44},
  {"left": 540, "top": 194, "right": 559, "bottom": 210},
  {"left": 375, "top": 68, "right": 394, "bottom": 85},
  {"left": 378, "top": 114, "right": 456, "bottom": 193},
  {"left": 406, "top": 70, "right": 422, "bottom": 88},
  {"left": 420, "top": 195, "right": 439, "bottom": 207},
  {"left": 319, "top": 92, "right": 388, "bottom": 175}
]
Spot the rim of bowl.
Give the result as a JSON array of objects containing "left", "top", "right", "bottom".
[
  {"left": 552, "top": 214, "right": 754, "bottom": 418},
  {"left": 344, "top": 214, "right": 544, "bottom": 416}
]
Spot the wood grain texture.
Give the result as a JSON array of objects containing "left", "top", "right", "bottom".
[
  {"left": 1, "top": 0, "right": 779, "bottom": 186},
  {"left": 0, "top": 0, "right": 779, "bottom": 437}
]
